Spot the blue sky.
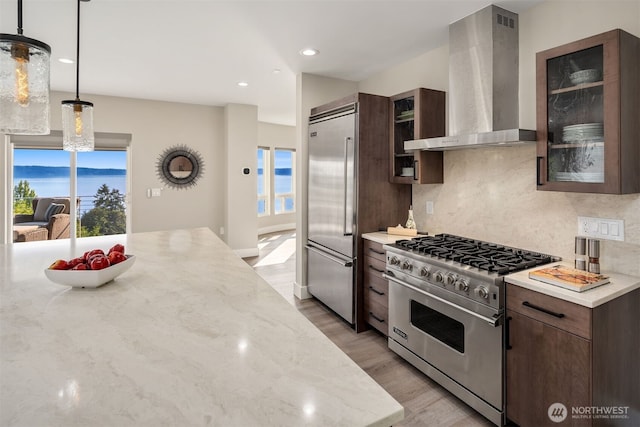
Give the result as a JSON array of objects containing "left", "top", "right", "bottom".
[{"left": 14, "top": 149, "right": 126, "bottom": 169}]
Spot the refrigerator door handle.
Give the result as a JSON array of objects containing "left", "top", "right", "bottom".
[
  {"left": 343, "top": 136, "right": 354, "bottom": 237},
  {"left": 305, "top": 244, "right": 353, "bottom": 267}
]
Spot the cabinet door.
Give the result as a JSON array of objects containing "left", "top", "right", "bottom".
[
  {"left": 536, "top": 29, "right": 640, "bottom": 194},
  {"left": 506, "top": 310, "right": 592, "bottom": 426}
]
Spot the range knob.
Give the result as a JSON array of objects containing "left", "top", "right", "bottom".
[
  {"left": 389, "top": 256, "right": 401, "bottom": 266},
  {"left": 474, "top": 286, "right": 489, "bottom": 299},
  {"left": 445, "top": 273, "right": 457, "bottom": 286},
  {"left": 419, "top": 267, "right": 431, "bottom": 278},
  {"left": 401, "top": 260, "right": 413, "bottom": 272},
  {"left": 434, "top": 271, "right": 444, "bottom": 283},
  {"left": 454, "top": 279, "right": 469, "bottom": 292}
]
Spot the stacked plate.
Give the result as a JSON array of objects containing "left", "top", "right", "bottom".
[
  {"left": 569, "top": 69, "right": 600, "bottom": 85},
  {"left": 562, "top": 123, "right": 603, "bottom": 143},
  {"left": 396, "top": 110, "right": 414, "bottom": 121}
]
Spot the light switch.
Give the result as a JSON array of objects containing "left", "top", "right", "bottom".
[
  {"left": 610, "top": 222, "right": 619, "bottom": 236},
  {"left": 577, "top": 216, "right": 624, "bottom": 241},
  {"left": 151, "top": 188, "right": 162, "bottom": 197}
]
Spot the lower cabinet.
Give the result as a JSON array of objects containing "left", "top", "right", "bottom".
[
  {"left": 506, "top": 309, "right": 591, "bottom": 426},
  {"left": 506, "top": 283, "right": 640, "bottom": 427},
  {"left": 363, "top": 239, "right": 389, "bottom": 336}
]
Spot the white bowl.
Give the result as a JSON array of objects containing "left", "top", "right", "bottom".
[
  {"left": 569, "top": 69, "right": 600, "bottom": 85},
  {"left": 44, "top": 255, "right": 136, "bottom": 288}
]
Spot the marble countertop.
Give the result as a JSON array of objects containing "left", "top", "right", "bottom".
[
  {"left": 506, "top": 262, "right": 640, "bottom": 308},
  {"left": 0, "top": 228, "right": 403, "bottom": 426}
]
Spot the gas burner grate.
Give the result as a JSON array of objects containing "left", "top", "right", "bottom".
[{"left": 392, "top": 233, "right": 560, "bottom": 275}]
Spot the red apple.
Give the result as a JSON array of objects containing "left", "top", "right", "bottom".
[
  {"left": 83, "top": 249, "right": 105, "bottom": 261},
  {"left": 72, "top": 263, "right": 90, "bottom": 270},
  {"left": 88, "top": 255, "right": 110, "bottom": 270},
  {"left": 68, "top": 257, "right": 85, "bottom": 268},
  {"left": 108, "top": 251, "right": 127, "bottom": 265},
  {"left": 108, "top": 244, "right": 125, "bottom": 255},
  {"left": 49, "top": 259, "right": 71, "bottom": 270}
]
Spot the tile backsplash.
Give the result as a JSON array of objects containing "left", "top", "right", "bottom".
[{"left": 412, "top": 144, "right": 640, "bottom": 277}]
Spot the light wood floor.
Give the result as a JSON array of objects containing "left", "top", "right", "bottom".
[{"left": 245, "top": 231, "right": 493, "bottom": 427}]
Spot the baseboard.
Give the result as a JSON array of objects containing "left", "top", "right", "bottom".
[
  {"left": 234, "top": 247, "right": 260, "bottom": 258},
  {"left": 294, "top": 281, "right": 312, "bottom": 300},
  {"left": 258, "top": 223, "right": 296, "bottom": 236}
]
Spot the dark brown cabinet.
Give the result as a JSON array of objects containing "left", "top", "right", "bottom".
[
  {"left": 536, "top": 29, "right": 640, "bottom": 194},
  {"left": 506, "top": 283, "right": 640, "bottom": 427},
  {"left": 389, "top": 88, "right": 445, "bottom": 184},
  {"left": 363, "top": 239, "right": 389, "bottom": 336}
]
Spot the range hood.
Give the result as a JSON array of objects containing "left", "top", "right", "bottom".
[{"left": 405, "top": 5, "right": 537, "bottom": 151}]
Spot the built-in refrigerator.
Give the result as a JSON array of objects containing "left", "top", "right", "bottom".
[{"left": 306, "top": 93, "right": 411, "bottom": 329}]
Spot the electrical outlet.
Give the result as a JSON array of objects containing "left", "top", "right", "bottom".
[
  {"left": 577, "top": 216, "right": 624, "bottom": 241},
  {"left": 426, "top": 201, "right": 434, "bottom": 215}
]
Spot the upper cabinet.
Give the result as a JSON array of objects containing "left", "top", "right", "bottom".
[
  {"left": 536, "top": 29, "right": 640, "bottom": 194},
  {"left": 389, "top": 88, "right": 445, "bottom": 184}
]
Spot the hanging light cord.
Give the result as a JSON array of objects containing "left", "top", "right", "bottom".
[
  {"left": 17, "top": 0, "right": 23, "bottom": 34},
  {"left": 74, "top": 0, "right": 81, "bottom": 101}
]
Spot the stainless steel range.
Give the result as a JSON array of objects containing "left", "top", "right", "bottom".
[{"left": 384, "top": 234, "right": 560, "bottom": 426}]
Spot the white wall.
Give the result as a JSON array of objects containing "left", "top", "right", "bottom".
[
  {"left": 257, "top": 122, "right": 296, "bottom": 234},
  {"left": 225, "top": 104, "right": 259, "bottom": 256},
  {"left": 1, "top": 91, "right": 226, "bottom": 243},
  {"left": 357, "top": 0, "right": 640, "bottom": 277},
  {"left": 2, "top": 92, "right": 292, "bottom": 253}
]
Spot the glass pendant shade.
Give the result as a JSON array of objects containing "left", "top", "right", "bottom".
[
  {"left": 62, "top": 100, "right": 94, "bottom": 151},
  {"left": 0, "top": 34, "right": 51, "bottom": 135}
]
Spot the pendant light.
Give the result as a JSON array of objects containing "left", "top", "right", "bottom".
[
  {"left": 61, "top": 0, "right": 94, "bottom": 151},
  {"left": 0, "top": 0, "right": 52, "bottom": 135}
]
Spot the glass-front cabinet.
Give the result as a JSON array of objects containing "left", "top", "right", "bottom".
[
  {"left": 389, "top": 88, "right": 445, "bottom": 185},
  {"left": 536, "top": 29, "right": 640, "bottom": 194}
]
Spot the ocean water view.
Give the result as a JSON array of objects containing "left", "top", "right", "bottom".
[{"left": 14, "top": 172, "right": 126, "bottom": 216}]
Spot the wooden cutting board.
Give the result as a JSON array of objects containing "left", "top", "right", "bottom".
[{"left": 387, "top": 226, "right": 418, "bottom": 237}]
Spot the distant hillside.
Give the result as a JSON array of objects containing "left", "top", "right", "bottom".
[{"left": 14, "top": 166, "right": 126, "bottom": 178}]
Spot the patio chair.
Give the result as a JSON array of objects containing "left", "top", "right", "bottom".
[{"left": 13, "top": 197, "right": 71, "bottom": 242}]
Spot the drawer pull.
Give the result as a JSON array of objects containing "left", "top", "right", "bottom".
[
  {"left": 369, "top": 312, "right": 385, "bottom": 323},
  {"left": 369, "top": 286, "right": 385, "bottom": 296},
  {"left": 368, "top": 264, "right": 385, "bottom": 274},
  {"left": 523, "top": 301, "right": 565, "bottom": 319},
  {"left": 368, "top": 248, "right": 385, "bottom": 255}
]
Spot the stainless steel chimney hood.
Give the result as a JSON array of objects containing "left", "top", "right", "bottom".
[{"left": 405, "top": 5, "right": 536, "bottom": 151}]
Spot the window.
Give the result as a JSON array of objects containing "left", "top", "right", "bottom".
[
  {"left": 257, "top": 147, "right": 295, "bottom": 217},
  {"left": 257, "top": 147, "right": 270, "bottom": 216},
  {"left": 274, "top": 149, "right": 295, "bottom": 214},
  {"left": 8, "top": 130, "right": 131, "bottom": 243},
  {"left": 13, "top": 148, "right": 127, "bottom": 238}
]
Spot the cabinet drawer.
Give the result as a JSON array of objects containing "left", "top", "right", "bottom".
[
  {"left": 365, "top": 298, "right": 388, "bottom": 336},
  {"left": 364, "top": 271, "right": 389, "bottom": 308},
  {"left": 364, "top": 255, "right": 386, "bottom": 279},
  {"left": 507, "top": 284, "right": 592, "bottom": 340},
  {"left": 363, "top": 239, "right": 386, "bottom": 262}
]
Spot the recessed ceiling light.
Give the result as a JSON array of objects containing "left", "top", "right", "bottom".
[
  {"left": 237, "top": 81, "right": 249, "bottom": 87},
  {"left": 59, "top": 58, "right": 74, "bottom": 64},
  {"left": 300, "top": 48, "right": 319, "bottom": 56},
  {"left": 273, "top": 68, "right": 281, "bottom": 74}
]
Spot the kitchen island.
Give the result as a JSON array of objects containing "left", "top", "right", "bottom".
[{"left": 0, "top": 228, "right": 404, "bottom": 426}]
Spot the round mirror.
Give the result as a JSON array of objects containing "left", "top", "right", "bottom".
[
  {"left": 156, "top": 145, "right": 204, "bottom": 189},
  {"left": 168, "top": 155, "right": 193, "bottom": 178}
]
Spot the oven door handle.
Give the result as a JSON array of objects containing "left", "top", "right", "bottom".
[{"left": 384, "top": 274, "right": 502, "bottom": 327}]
